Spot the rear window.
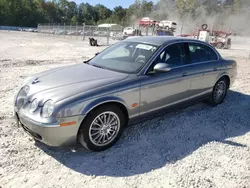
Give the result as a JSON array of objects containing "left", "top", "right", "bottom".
[{"left": 188, "top": 43, "right": 218, "bottom": 63}]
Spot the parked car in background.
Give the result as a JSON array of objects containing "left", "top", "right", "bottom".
[
  {"left": 139, "top": 17, "right": 158, "bottom": 27},
  {"left": 111, "top": 32, "right": 124, "bottom": 40},
  {"left": 158, "top": 20, "right": 177, "bottom": 31},
  {"left": 93, "top": 31, "right": 108, "bottom": 36},
  {"left": 155, "top": 29, "right": 174, "bottom": 36},
  {"left": 55, "top": 29, "right": 67, "bottom": 35},
  {"left": 123, "top": 27, "right": 142, "bottom": 36},
  {"left": 123, "top": 27, "right": 135, "bottom": 35},
  {"left": 14, "top": 36, "right": 237, "bottom": 152}
]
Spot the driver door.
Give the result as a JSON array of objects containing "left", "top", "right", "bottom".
[{"left": 139, "top": 43, "right": 192, "bottom": 115}]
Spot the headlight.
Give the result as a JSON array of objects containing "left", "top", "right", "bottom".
[
  {"left": 23, "top": 85, "right": 30, "bottom": 93},
  {"left": 42, "top": 100, "right": 54, "bottom": 118},
  {"left": 16, "top": 85, "right": 30, "bottom": 110},
  {"left": 30, "top": 99, "right": 38, "bottom": 112}
]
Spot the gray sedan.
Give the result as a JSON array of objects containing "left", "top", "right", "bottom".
[{"left": 14, "top": 36, "right": 237, "bottom": 151}]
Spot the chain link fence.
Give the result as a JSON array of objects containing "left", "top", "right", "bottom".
[
  {"left": 37, "top": 23, "right": 167, "bottom": 45},
  {"left": 38, "top": 23, "right": 125, "bottom": 45},
  {"left": 37, "top": 23, "right": 199, "bottom": 45},
  {"left": 38, "top": 23, "right": 84, "bottom": 38}
]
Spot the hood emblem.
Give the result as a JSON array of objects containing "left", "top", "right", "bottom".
[{"left": 32, "top": 77, "right": 40, "bottom": 84}]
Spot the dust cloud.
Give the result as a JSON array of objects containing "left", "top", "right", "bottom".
[{"left": 131, "top": 0, "right": 250, "bottom": 36}]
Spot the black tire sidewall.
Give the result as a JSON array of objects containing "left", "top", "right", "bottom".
[
  {"left": 210, "top": 78, "right": 228, "bottom": 106},
  {"left": 78, "top": 105, "right": 125, "bottom": 151}
]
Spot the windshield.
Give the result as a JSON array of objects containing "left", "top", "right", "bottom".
[{"left": 88, "top": 41, "right": 158, "bottom": 73}]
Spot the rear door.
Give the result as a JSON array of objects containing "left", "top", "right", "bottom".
[{"left": 186, "top": 42, "right": 220, "bottom": 98}]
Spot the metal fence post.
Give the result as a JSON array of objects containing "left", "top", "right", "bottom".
[
  {"left": 181, "top": 23, "right": 183, "bottom": 35},
  {"left": 48, "top": 24, "right": 50, "bottom": 36},
  {"left": 37, "top": 23, "right": 40, "bottom": 35},
  {"left": 57, "top": 23, "right": 59, "bottom": 37},
  {"left": 53, "top": 23, "right": 55, "bottom": 37},
  {"left": 64, "top": 23, "right": 66, "bottom": 38},
  {"left": 82, "top": 23, "right": 85, "bottom": 41},
  {"left": 76, "top": 23, "right": 78, "bottom": 39},
  {"left": 70, "top": 24, "right": 72, "bottom": 38},
  {"left": 107, "top": 27, "right": 110, "bottom": 45}
]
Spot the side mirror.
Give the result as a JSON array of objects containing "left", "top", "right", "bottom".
[{"left": 153, "top": 63, "right": 172, "bottom": 73}]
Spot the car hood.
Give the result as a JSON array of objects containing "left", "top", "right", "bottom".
[{"left": 26, "top": 63, "right": 129, "bottom": 103}]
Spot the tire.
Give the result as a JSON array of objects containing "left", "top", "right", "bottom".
[
  {"left": 78, "top": 104, "right": 126, "bottom": 151},
  {"left": 202, "top": 24, "right": 208, "bottom": 30},
  {"left": 216, "top": 42, "right": 224, "bottom": 49},
  {"left": 208, "top": 77, "right": 229, "bottom": 106}
]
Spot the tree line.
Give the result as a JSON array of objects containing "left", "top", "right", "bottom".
[{"left": 0, "top": 0, "right": 250, "bottom": 28}]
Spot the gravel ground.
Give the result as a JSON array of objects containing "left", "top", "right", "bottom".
[{"left": 0, "top": 31, "right": 250, "bottom": 188}]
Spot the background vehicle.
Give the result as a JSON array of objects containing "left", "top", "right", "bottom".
[
  {"left": 179, "top": 24, "right": 232, "bottom": 49},
  {"left": 123, "top": 27, "right": 135, "bottom": 35},
  {"left": 139, "top": 17, "right": 157, "bottom": 27},
  {"left": 154, "top": 29, "right": 174, "bottom": 36},
  {"left": 157, "top": 20, "right": 177, "bottom": 31},
  {"left": 14, "top": 36, "right": 237, "bottom": 152},
  {"left": 123, "top": 27, "right": 142, "bottom": 37}
]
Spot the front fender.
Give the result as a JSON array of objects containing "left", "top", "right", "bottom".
[
  {"left": 81, "top": 96, "right": 127, "bottom": 115},
  {"left": 56, "top": 95, "right": 127, "bottom": 118}
]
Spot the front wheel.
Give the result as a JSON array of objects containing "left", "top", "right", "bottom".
[
  {"left": 208, "top": 78, "right": 228, "bottom": 106},
  {"left": 78, "top": 105, "right": 126, "bottom": 151}
]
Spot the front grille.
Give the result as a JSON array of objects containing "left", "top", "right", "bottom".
[{"left": 21, "top": 124, "right": 42, "bottom": 140}]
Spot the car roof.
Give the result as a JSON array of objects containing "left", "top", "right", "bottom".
[{"left": 124, "top": 36, "right": 201, "bottom": 46}]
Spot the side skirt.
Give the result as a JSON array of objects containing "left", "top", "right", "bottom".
[{"left": 128, "top": 94, "right": 210, "bottom": 126}]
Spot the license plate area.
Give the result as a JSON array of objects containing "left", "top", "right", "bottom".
[{"left": 21, "top": 123, "right": 42, "bottom": 140}]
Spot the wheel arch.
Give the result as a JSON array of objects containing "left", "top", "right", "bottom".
[
  {"left": 214, "top": 74, "right": 230, "bottom": 88},
  {"left": 77, "top": 97, "right": 129, "bottom": 134},
  {"left": 82, "top": 97, "right": 128, "bottom": 115}
]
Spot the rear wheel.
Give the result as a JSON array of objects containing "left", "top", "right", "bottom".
[
  {"left": 78, "top": 104, "right": 126, "bottom": 151},
  {"left": 208, "top": 78, "right": 228, "bottom": 106}
]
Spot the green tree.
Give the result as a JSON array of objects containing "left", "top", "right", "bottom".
[
  {"left": 111, "top": 6, "right": 127, "bottom": 23},
  {"left": 176, "top": 0, "right": 200, "bottom": 19},
  {"left": 141, "top": 0, "right": 153, "bottom": 17},
  {"left": 95, "top": 4, "right": 112, "bottom": 20}
]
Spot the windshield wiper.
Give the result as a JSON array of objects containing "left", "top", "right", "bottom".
[
  {"left": 91, "top": 64, "right": 104, "bottom": 69},
  {"left": 83, "top": 59, "right": 91, "bottom": 64},
  {"left": 83, "top": 60, "right": 89, "bottom": 64}
]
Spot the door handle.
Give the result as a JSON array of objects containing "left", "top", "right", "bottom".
[{"left": 182, "top": 72, "right": 188, "bottom": 77}]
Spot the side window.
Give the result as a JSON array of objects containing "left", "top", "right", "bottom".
[
  {"left": 156, "top": 43, "right": 186, "bottom": 67},
  {"left": 188, "top": 43, "right": 217, "bottom": 64}
]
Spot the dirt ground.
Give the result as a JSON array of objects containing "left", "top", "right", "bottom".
[{"left": 0, "top": 31, "right": 250, "bottom": 188}]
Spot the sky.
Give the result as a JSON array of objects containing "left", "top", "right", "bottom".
[{"left": 74, "top": 0, "right": 158, "bottom": 10}]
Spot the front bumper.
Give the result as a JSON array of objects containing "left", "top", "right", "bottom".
[{"left": 15, "top": 112, "right": 85, "bottom": 147}]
